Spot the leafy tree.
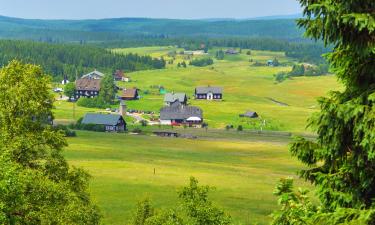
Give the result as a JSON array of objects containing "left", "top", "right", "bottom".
[
  {"left": 190, "top": 58, "right": 214, "bottom": 67},
  {"left": 215, "top": 50, "right": 225, "bottom": 60},
  {"left": 64, "top": 81, "right": 75, "bottom": 98},
  {"left": 181, "top": 61, "right": 187, "bottom": 68},
  {"left": 273, "top": 0, "right": 375, "bottom": 224},
  {"left": 131, "top": 177, "right": 231, "bottom": 225},
  {"left": 179, "top": 177, "right": 231, "bottom": 225},
  {"left": 99, "top": 74, "right": 117, "bottom": 104},
  {"left": 0, "top": 60, "right": 100, "bottom": 224}
]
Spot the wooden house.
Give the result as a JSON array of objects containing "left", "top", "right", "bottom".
[
  {"left": 120, "top": 88, "right": 139, "bottom": 100},
  {"left": 81, "top": 113, "right": 126, "bottom": 132},
  {"left": 195, "top": 86, "right": 223, "bottom": 100},
  {"left": 75, "top": 78, "right": 101, "bottom": 99},
  {"left": 160, "top": 102, "right": 203, "bottom": 126}
]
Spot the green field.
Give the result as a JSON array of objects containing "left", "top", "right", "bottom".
[
  {"left": 54, "top": 46, "right": 341, "bottom": 224},
  {"left": 65, "top": 131, "right": 309, "bottom": 225}
]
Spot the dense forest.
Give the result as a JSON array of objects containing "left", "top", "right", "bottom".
[
  {"left": 0, "top": 16, "right": 303, "bottom": 42},
  {"left": 0, "top": 40, "right": 166, "bottom": 81}
]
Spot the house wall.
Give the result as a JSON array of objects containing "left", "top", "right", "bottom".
[
  {"left": 75, "top": 90, "right": 100, "bottom": 99},
  {"left": 160, "top": 120, "right": 172, "bottom": 125}
]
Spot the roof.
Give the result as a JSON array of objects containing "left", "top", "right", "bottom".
[
  {"left": 81, "top": 113, "right": 124, "bottom": 126},
  {"left": 225, "top": 49, "right": 239, "bottom": 54},
  {"left": 195, "top": 86, "right": 223, "bottom": 94},
  {"left": 113, "top": 70, "right": 125, "bottom": 78},
  {"left": 160, "top": 102, "right": 203, "bottom": 120},
  {"left": 82, "top": 70, "right": 105, "bottom": 79},
  {"left": 241, "top": 111, "right": 259, "bottom": 118},
  {"left": 164, "top": 93, "right": 187, "bottom": 103},
  {"left": 75, "top": 78, "right": 101, "bottom": 91},
  {"left": 122, "top": 88, "right": 138, "bottom": 98}
]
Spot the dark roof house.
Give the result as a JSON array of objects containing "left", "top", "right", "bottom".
[
  {"left": 195, "top": 86, "right": 223, "bottom": 100},
  {"left": 75, "top": 78, "right": 101, "bottom": 99},
  {"left": 164, "top": 93, "right": 188, "bottom": 105},
  {"left": 160, "top": 102, "right": 203, "bottom": 124},
  {"left": 240, "top": 111, "right": 259, "bottom": 118},
  {"left": 225, "top": 49, "right": 239, "bottom": 55},
  {"left": 81, "top": 113, "right": 126, "bottom": 132}
]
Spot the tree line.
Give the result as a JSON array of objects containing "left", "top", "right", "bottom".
[{"left": 0, "top": 40, "right": 166, "bottom": 81}]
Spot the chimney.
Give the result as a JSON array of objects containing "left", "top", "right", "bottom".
[{"left": 119, "top": 100, "right": 127, "bottom": 117}]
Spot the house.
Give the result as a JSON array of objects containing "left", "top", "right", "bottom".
[
  {"left": 75, "top": 78, "right": 101, "bottom": 99},
  {"left": 225, "top": 49, "right": 239, "bottom": 55},
  {"left": 120, "top": 88, "right": 139, "bottom": 100},
  {"left": 164, "top": 93, "right": 188, "bottom": 106},
  {"left": 81, "top": 113, "right": 126, "bottom": 132},
  {"left": 160, "top": 102, "right": 203, "bottom": 126},
  {"left": 240, "top": 111, "right": 259, "bottom": 118},
  {"left": 267, "top": 60, "right": 274, "bottom": 67},
  {"left": 195, "top": 86, "right": 223, "bottom": 100},
  {"left": 81, "top": 70, "right": 105, "bottom": 80},
  {"left": 61, "top": 74, "right": 69, "bottom": 85},
  {"left": 113, "top": 70, "right": 130, "bottom": 82}
]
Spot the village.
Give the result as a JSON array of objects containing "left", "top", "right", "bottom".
[{"left": 62, "top": 67, "right": 262, "bottom": 134}]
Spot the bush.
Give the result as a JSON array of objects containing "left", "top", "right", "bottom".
[
  {"left": 77, "top": 97, "right": 111, "bottom": 109},
  {"left": 140, "top": 120, "right": 148, "bottom": 127},
  {"left": 237, "top": 125, "right": 243, "bottom": 131},
  {"left": 190, "top": 58, "right": 214, "bottom": 67},
  {"left": 132, "top": 128, "right": 142, "bottom": 134},
  {"left": 71, "top": 117, "right": 106, "bottom": 132},
  {"left": 53, "top": 124, "right": 77, "bottom": 137}
]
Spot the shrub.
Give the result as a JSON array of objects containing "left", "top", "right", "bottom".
[
  {"left": 77, "top": 97, "right": 111, "bottom": 109},
  {"left": 53, "top": 124, "right": 77, "bottom": 137},
  {"left": 237, "top": 125, "right": 243, "bottom": 131},
  {"left": 190, "top": 58, "right": 214, "bottom": 67},
  {"left": 140, "top": 120, "right": 148, "bottom": 127}
]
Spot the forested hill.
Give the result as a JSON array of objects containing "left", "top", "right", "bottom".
[
  {"left": 0, "top": 40, "right": 166, "bottom": 81},
  {"left": 0, "top": 16, "right": 303, "bottom": 42}
]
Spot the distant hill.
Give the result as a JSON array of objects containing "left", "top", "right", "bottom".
[{"left": 0, "top": 15, "right": 303, "bottom": 43}]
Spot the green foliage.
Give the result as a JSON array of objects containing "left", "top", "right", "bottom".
[
  {"left": 64, "top": 82, "right": 76, "bottom": 98},
  {"left": 273, "top": 0, "right": 375, "bottom": 224},
  {"left": 131, "top": 177, "right": 231, "bottom": 225},
  {"left": 215, "top": 50, "right": 225, "bottom": 60},
  {"left": 100, "top": 74, "right": 117, "bottom": 104},
  {"left": 237, "top": 125, "right": 243, "bottom": 131},
  {"left": 77, "top": 97, "right": 111, "bottom": 109},
  {"left": 271, "top": 178, "right": 317, "bottom": 225},
  {"left": 53, "top": 124, "right": 77, "bottom": 137},
  {"left": 0, "top": 60, "right": 100, "bottom": 224},
  {"left": 0, "top": 40, "right": 166, "bottom": 81},
  {"left": 190, "top": 58, "right": 214, "bottom": 67}
]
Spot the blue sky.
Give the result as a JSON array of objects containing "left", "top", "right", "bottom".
[{"left": 0, "top": 0, "right": 302, "bottom": 20}]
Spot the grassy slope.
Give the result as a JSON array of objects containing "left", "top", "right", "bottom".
[
  {"left": 54, "top": 47, "right": 341, "bottom": 224},
  {"left": 66, "top": 131, "right": 308, "bottom": 225},
  {"left": 111, "top": 47, "right": 340, "bottom": 132}
]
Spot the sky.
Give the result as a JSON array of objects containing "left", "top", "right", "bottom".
[{"left": 0, "top": 0, "right": 302, "bottom": 20}]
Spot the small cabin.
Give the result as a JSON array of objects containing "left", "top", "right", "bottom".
[
  {"left": 195, "top": 86, "right": 223, "bottom": 100},
  {"left": 81, "top": 113, "right": 126, "bottom": 132}
]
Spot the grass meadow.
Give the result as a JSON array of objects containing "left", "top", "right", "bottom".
[
  {"left": 54, "top": 46, "right": 341, "bottom": 224},
  {"left": 65, "top": 131, "right": 309, "bottom": 225}
]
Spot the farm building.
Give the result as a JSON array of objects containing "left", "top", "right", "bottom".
[
  {"left": 75, "top": 78, "right": 101, "bottom": 99},
  {"left": 120, "top": 88, "right": 139, "bottom": 100},
  {"left": 81, "top": 70, "right": 105, "bottom": 80},
  {"left": 164, "top": 93, "right": 188, "bottom": 106},
  {"left": 113, "top": 70, "right": 130, "bottom": 82},
  {"left": 225, "top": 49, "right": 239, "bottom": 55},
  {"left": 81, "top": 113, "right": 126, "bottom": 132},
  {"left": 240, "top": 111, "right": 259, "bottom": 118},
  {"left": 160, "top": 101, "right": 203, "bottom": 126},
  {"left": 195, "top": 86, "right": 223, "bottom": 100}
]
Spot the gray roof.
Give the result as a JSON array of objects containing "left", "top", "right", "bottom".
[
  {"left": 195, "top": 86, "right": 223, "bottom": 94},
  {"left": 82, "top": 113, "right": 124, "bottom": 126},
  {"left": 82, "top": 70, "right": 105, "bottom": 79},
  {"left": 160, "top": 102, "right": 203, "bottom": 120},
  {"left": 241, "top": 111, "right": 259, "bottom": 118},
  {"left": 164, "top": 93, "right": 187, "bottom": 103}
]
